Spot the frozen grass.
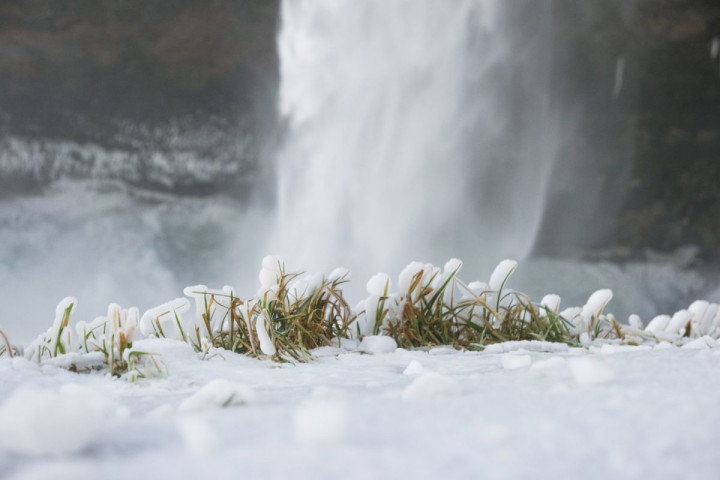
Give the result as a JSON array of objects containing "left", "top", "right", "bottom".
[
  {"left": 256, "top": 264, "right": 354, "bottom": 361},
  {"left": 375, "top": 260, "right": 577, "bottom": 349},
  {"left": 10, "top": 256, "right": 720, "bottom": 376},
  {"left": 0, "top": 328, "right": 19, "bottom": 357}
]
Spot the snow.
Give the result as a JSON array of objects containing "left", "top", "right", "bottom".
[
  {"left": 178, "top": 379, "right": 255, "bottom": 411},
  {"left": 255, "top": 314, "right": 277, "bottom": 356},
  {"left": 0, "top": 383, "right": 120, "bottom": 456},
  {"left": 682, "top": 336, "right": 720, "bottom": 350},
  {"left": 366, "top": 272, "right": 391, "bottom": 296},
  {"left": 568, "top": 357, "right": 615, "bottom": 387},
  {"left": 177, "top": 416, "right": 219, "bottom": 455},
  {"left": 403, "top": 360, "right": 425, "bottom": 375},
  {"left": 358, "top": 335, "right": 397, "bottom": 354},
  {"left": 488, "top": 259, "right": 518, "bottom": 292},
  {"left": 293, "top": 388, "right": 349, "bottom": 446},
  {"left": 540, "top": 293, "right": 561, "bottom": 313},
  {"left": 581, "top": 289, "right": 613, "bottom": 321},
  {"left": 2, "top": 342, "right": 720, "bottom": 478},
  {"left": 5, "top": 256, "right": 720, "bottom": 478},
  {"left": 401, "top": 373, "right": 462, "bottom": 401},
  {"left": 501, "top": 353, "right": 532, "bottom": 370}
]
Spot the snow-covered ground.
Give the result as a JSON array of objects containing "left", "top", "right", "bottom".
[{"left": 2, "top": 339, "right": 720, "bottom": 480}]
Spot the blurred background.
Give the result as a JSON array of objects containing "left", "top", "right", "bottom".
[{"left": 1, "top": 0, "right": 719, "bottom": 341}]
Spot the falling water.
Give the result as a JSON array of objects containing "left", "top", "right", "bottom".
[{"left": 274, "top": 0, "right": 560, "bottom": 281}]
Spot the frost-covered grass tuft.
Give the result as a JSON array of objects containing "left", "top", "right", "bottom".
[
  {"left": 256, "top": 259, "right": 354, "bottom": 361},
  {"left": 12, "top": 255, "right": 720, "bottom": 378},
  {"left": 363, "top": 259, "right": 577, "bottom": 349},
  {"left": 141, "top": 256, "right": 355, "bottom": 362},
  {"left": 0, "top": 327, "right": 20, "bottom": 357}
]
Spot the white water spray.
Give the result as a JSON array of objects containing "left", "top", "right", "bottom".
[{"left": 274, "top": 0, "right": 560, "bottom": 280}]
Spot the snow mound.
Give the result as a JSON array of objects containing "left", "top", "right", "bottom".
[
  {"left": 177, "top": 416, "right": 218, "bottom": 455},
  {"left": 0, "top": 384, "right": 116, "bottom": 456},
  {"left": 403, "top": 360, "right": 425, "bottom": 375},
  {"left": 569, "top": 358, "right": 615, "bottom": 387},
  {"left": 484, "top": 341, "right": 570, "bottom": 354},
  {"left": 359, "top": 335, "right": 397, "bottom": 354},
  {"left": 682, "top": 336, "right": 720, "bottom": 350},
  {"left": 502, "top": 353, "right": 532, "bottom": 370},
  {"left": 402, "top": 373, "right": 461, "bottom": 401},
  {"left": 293, "top": 388, "right": 348, "bottom": 446},
  {"left": 7, "top": 462, "right": 94, "bottom": 480},
  {"left": 530, "top": 356, "right": 567, "bottom": 371},
  {"left": 179, "top": 379, "right": 255, "bottom": 411}
]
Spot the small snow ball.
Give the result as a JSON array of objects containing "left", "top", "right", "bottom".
[
  {"left": 0, "top": 384, "right": 113, "bottom": 456},
  {"left": 403, "top": 360, "right": 425, "bottom": 375},
  {"left": 179, "top": 379, "right": 255, "bottom": 412},
  {"left": 402, "top": 373, "right": 461, "bottom": 401},
  {"left": 359, "top": 335, "right": 397, "bottom": 354},
  {"left": 568, "top": 358, "right": 614, "bottom": 387}
]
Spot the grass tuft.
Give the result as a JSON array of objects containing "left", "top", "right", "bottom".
[{"left": 0, "top": 327, "right": 19, "bottom": 357}]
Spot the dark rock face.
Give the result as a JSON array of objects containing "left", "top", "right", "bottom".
[
  {"left": 0, "top": 0, "right": 718, "bottom": 257},
  {"left": 619, "top": 0, "right": 720, "bottom": 258},
  {"left": 0, "top": 0, "right": 279, "bottom": 196},
  {"left": 536, "top": 0, "right": 720, "bottom": 260}
]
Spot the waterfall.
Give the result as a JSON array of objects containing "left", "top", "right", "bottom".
[{"left": 274, "top": 0, "right": 560, "bottom": 281}]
